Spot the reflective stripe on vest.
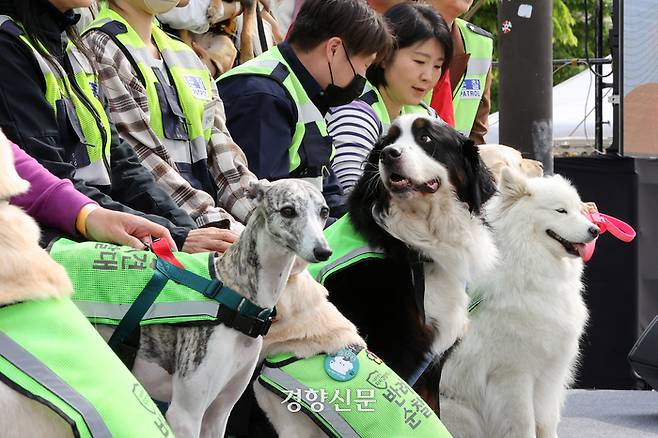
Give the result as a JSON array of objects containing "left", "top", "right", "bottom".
[
  {"left": 258, "top": 349, "right": 453, "bottom": 437},
  {"left": 85, "top": 9, "right": 216, "bottom": 192},
  {"left": 0, "top": 331, "right": 111, "bottom": 438},
  {"left": 452, "top": 18, "right": 493, "bottom": 136},
  {"left": 307, "top": 214, "right": 385, "bottom": 285},
  {"left": 0, "top": 298, "right": 172, "bottom": 437},
  {"left": 49, "top": 238, "right": 220, "bottom": 326},
  {"left": 218, "top": 46, "right": 333, "bottom": 177},
  {"left": 260, "top": 365, "right": 358, "bottom": 437},
  {"left": 359, "top": 82, "right": 436, "bottom": 134},
  {"left": 0, "top": 16, "right": 111, "bottom": 186}
]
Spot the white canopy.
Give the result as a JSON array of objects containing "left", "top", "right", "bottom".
[{"left": 484, "top": 63, "right": 614, "bottom": 148}]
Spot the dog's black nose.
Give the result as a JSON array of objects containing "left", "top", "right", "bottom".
[
  {"left": 588, "top": 226, "right": 600, "bottom": 237},
  {"left": 313, "top": 247, "right": 332, "bottom": 262},
  {"left": 381, "top": 146, "right": 403, "bottom": 164}
]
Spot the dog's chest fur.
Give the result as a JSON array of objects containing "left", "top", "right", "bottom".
[{"left": 475, "top": 268, "right": 587, "bottom": 367}]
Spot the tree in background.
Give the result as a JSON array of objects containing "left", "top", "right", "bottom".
[{"left": 466, "top": 0, "right": 612, "bottom": 112}]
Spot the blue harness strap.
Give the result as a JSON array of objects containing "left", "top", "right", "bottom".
[
  {"left": 107, "top": 260, "right": 169, "bottom": 352},
  {"left": 407, "top": 351, "right": 436, "bottom": 387},
  {"left": 108, "top": 257, "right": 274, "bottom": 362},
  {"left": 155, "top": 259, "right": 272, "bottom": 319}
]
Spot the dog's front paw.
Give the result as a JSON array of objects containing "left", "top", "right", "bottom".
[{"left": 431, "top": 309, "right": 469, "bottom": 355}]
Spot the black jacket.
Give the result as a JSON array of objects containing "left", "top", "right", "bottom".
[{"left": 0, "top": 0, "right": 194, "bottom": 247}]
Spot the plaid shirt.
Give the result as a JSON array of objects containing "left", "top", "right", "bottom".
[{"left": 83, "top": 30, "right": 257, "bottom": 228}]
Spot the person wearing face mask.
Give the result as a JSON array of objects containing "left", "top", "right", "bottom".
[
  {"left": 81, "top": 0, "right": 259, "bottom": 245},
  {"left": 0, "top": 0, "right": 214, "bottom": 252},
  {"left": 217, "top": 0, "right": 392, "bottom": 219},
  {"left": 327, "top": 2, "right": 453, "bottom": 194}
]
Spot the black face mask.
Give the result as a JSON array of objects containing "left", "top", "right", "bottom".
[{"left": 324, "top": 45, "right": 367, "bottom": 107}]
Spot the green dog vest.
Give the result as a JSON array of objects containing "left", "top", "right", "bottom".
[
  {"left": 258, "top": 348, "right": 452, "bottom": 437},
  {"left": 49, "top": 238, "right": 220, "bottom": 326},
  {"left": 307, "top": 214, "right": 385, "bottom": 285},
  {"left": 0, "top": 297, "right": 172, "bottom": 437}
]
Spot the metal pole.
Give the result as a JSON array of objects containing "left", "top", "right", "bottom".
[
  {"left": 607, "top": 0, "right": 623, "bottom": 155},
  {"left": 498, "top": 0, "right": 554, "bottom": 174},
  {"left": 595, "top": 0, "right": 603, "bottom": 153}
]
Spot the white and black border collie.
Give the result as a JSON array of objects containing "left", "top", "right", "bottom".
[{"left": 324, "top": 115, "right": 498, "bottom": 409}]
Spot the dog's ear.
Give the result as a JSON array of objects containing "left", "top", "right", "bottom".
[
  {"left": 247, "top": 180, "right": 271, "bottom": 203},
  {"left": 0, "top": 131, "right": 30, "bottom": 199},
  {"left": 461, "top": 140, "right": 497, "bottom": 215},
  {"left": 520, "top": 158, "right": 544, "bottom": 178},
  {"left": 499, "top": 167, "right": 531, "bottom": 199}
]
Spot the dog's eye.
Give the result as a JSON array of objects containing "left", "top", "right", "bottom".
[
  {"left": 280, "top": 207, "right": 296, "bottom": 218},
  {"left": 555, "top": 208, "right": 568, "bottom": 214},
  {"left": 420, "top": 134, "right": 432, "bottom": 144},
  {"left": 319, "top": 207, "right": 329, "bottom": 219}
]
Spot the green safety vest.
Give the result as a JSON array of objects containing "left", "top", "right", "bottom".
[
  {"left": 49, "top": 238, "right": 220, "bottom": 326},
  {"left": 85, "top": 8, "right": 216, "bottom": 193},
  {"left": 452, "top": 18, "right": 493, "bottom": 137},
  {"left": 307, "top": 214, "right": 384, "bottom": 285},
  {"left": 219, "top": 46, "right": 334, "bottom": 185},
  {"left": 0, "top": 297, "right": 173, "bottom": 437},
  {"left": 359, "top": 82, "right": 437, "bottom": 134},
  {"left": 258, "top": 348, "right": 452, "bottom": 437},
  {"left": 0, "top": 16, "right": 112, "bottom": 186}
]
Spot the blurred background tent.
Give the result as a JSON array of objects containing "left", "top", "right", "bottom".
[{"left": 485, "top": 61, "right": 614, "bottom": 155}]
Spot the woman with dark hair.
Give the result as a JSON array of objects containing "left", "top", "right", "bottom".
[
  {"left": 0, "top": 0, "right": 240, "bottom": 254},
  {"left": 326, "top": 2, "right": 453, "bottom": 193}
]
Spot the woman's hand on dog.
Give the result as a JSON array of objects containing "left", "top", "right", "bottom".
[
  {"left": 85, "top": 208, "right": 177, "bottom": 251},
  {"left": 181, "top": 228, "right": 239, "bottom": 254}
]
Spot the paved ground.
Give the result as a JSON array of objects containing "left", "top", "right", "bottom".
[{"left": 559, "top": 389, "right": 658, "bottom": 437}]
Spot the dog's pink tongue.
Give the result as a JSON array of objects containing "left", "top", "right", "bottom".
[{"left": 575, "top": 240, "right": 596, "bottom": 262}]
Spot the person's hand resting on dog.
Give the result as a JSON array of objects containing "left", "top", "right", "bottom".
[
  {"left": 181, "top": 227, "right": 239, "bottom": 254},
  {"left": 80, "top": 206, "right": 178, "bottom": 251}
]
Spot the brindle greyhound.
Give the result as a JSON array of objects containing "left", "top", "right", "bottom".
[{"left": 99, "top": 179, "right": 332, "bottom": 438}]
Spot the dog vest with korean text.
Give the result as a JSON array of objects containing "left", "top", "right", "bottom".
[
  {"left": 0, "top": 297, "right": 172, "bottom": 438},
  {"left": 257, "top": 348, "right": 453, "bottom": 437},
  {"left": 307, "top": 214, "right": 385, "bottom": 285},
  {"left": 49, "top": 238, "right": 220, "bottom": 326}
]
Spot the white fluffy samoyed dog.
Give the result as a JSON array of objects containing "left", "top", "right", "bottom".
[{"left": 439, "top": 168, "right": 599, "bottom": 438}]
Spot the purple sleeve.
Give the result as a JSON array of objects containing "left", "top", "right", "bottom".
[{"left": 9, "top": 142, "right": 96, "bottom": 235}]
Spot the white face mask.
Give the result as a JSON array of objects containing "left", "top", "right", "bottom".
[{"left": 140, "top": 0, "right": 180, "bottom": 15}]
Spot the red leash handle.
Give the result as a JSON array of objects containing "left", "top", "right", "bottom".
[
  {"left": 150, "top": 239, "right": 185, "bottom": 268},
  {"left": 599, "top": 213, "right": 636, "bottom": 242},
  {"left": 585, "top": 212, "right": 636, "bottom": 243}
]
